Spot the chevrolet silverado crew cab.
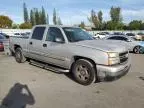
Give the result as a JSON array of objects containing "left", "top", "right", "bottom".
[{"left": 10, "top": 25, "right": 131, "bottom": 85}]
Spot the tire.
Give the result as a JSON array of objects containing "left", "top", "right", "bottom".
[
  {"left": 133, "top": 46, "right": 143, "bottom": 54},
  {"left": 72, "top": 59, "right": 96, "bottom": 85},
  {"left": 15, "top": 47, "right": 26, "bottom": 63}
]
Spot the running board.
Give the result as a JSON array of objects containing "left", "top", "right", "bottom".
[{"left": 29, "top": 60, "right": 69, "bottom": 73}]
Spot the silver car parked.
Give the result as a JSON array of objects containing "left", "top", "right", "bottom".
[{"left": 104, "top": 35, "right": 144, "bottom": 54}]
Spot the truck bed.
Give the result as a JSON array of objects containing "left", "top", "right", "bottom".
[{"left": 9, "top": 36, "right": 29, "bottom": 53}]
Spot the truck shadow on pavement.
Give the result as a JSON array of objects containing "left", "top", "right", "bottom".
[{"left": 0, "top": 83, "right": 35, "bottom": 108}]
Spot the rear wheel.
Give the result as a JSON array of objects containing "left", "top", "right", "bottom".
[
  {"left": 72, "top": 59, "right": 96, "bottom": 85},
  {"left": 15, "top": 47, "right": 26, "bottom": 63},
  {"left": 133, "top": 46, "right": 143, "bottom": 54}
]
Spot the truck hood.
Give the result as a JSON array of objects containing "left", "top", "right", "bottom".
[{"left": 73, "top": 40, "right": 127, "bottom": 52}]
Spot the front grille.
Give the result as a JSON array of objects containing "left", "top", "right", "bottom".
[{"left": 119, "top": 51, "right": 128, "bottom": 63}]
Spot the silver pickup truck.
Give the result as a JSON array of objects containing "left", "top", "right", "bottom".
[{"left": 10, "top": 25, "right": 131, "bottom": 85}]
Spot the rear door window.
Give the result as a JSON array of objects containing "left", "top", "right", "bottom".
[{"left": 32, "top": 27, "right": 46, "bottom": 40}]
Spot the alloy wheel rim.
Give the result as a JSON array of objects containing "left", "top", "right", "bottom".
[
  {"left": 76, "top": 65, "right": 90, "bottom": 81},
  {"left": 135, "top": 46, "right": 140, "bottom": 54}
]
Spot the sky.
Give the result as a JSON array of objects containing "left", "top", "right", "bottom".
[{"left": 0, "top": 0, "right": 144, "bottom": 25}]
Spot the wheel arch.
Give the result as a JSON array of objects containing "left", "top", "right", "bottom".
[
  {"left": 73, "top": 56, "right": 96, "bottom": 66},
  {"left": 70, "top": 56, "right": 97, "bottom": 73},
  {"left": 14, "top": 44, "right": 21, "bottom": 51}
]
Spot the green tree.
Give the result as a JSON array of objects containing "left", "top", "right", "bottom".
[
  {"left": 35, "top": 9, "right": 40, "bottom": 25},
  {"left": 116, "top": 22, "right": 124, "bottom": 30},
  {"left": 140, "top": 22, "right": 144, "bottom": 30},
  {"left": 46, "top": 14, "right": 49, "bottom": 24},
  {"left": 0, "top": 15, "right": 13, "bottom": 28},
  {"left": 38, "top": 11, "right": 42, "bottom": 24},
  {"left": 12, "top": 24, "right": 19, "bottom": 29},
  {"left": 79, "top": 21, "right": 85, "bottom": 29},
  {"left": 110, "top": 6, "right": 121, "bottom": 23},
  {"left": 106, "top": 21, "right": 124, "bottom": 30},
  {"left": 106, "top": 21, "right": 115, "bottom": 30},
  {"left": 30, "top": 7, "right": 48, "bottom": 25},
  {"left": 123, "top": 25, "right": 129, "bottom": 30},
  {"left": 107, "top": 6, "right": 123, "bottom": 30},
  {"left": 57, "top": 17, "right": 62, "bottom": 25},
  {"left": 23, "top": 3, "right": 29, "bottom": 23},
  {"left": 101, "top": 21, "right": 107, "bottom": 30},
  {"left": 88, "top": 10, "right": 94, "bottom": 24},
  {"left": 30, "top": 9, "right": 35, "bottom": 26},
  {"left": 41, "top": 6, "right": 46, "bottom": 24},
  {"left": 128, "top": 20, "right": 142, "bottom": 30},
  {"left": 98, "top": 11, "right": 103, "bottom": 30},
  {"left": 88, "top": 10, "right": 100, "bottom": 29},
  {"left": 53, "top": 8, "right": 57, "bottom": 25},
  {"left": 19, "top": 22, "right": 32, "bottom": 29},
  {"left": 98, "top": 11, "right": 103, "bottom": 23}
]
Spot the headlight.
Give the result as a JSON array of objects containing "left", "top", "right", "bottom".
[
  {"left": 108, "top": 57, "right": 120, "bottom": 65},
  {"left": 108, "top": 52, "right": 119, "bottom": 58},
  {"left": 107, "top": 52, "right": 120, "bottom": 65}
]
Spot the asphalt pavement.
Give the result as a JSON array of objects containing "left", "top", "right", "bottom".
[{"left": 0, "top": 53, "right": 144, "bottom": 108}]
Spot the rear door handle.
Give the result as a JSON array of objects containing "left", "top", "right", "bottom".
[
  {"left": 29, "top": 42, "right": 33, "bottom": 45},
  {"left": 43, "top": 44, "right": 47, "bottom": 47}
]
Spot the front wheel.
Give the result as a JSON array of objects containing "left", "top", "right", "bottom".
[
  {"left": 133, "top": 46, "right": 143, "bottom": 54},
  {"left": 15, "top": 47, "right": 26, "bottom": 63},
  {"left": 72, "top": 59, "right": 96, "bottom": 85}
]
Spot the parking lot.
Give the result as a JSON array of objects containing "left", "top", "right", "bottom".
[{"left": 0, "top": 53, "right": 144, "bottom": 108}]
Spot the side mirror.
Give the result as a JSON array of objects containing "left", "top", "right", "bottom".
[{"left": 55, "top": 37, "right": 64, "bottom": 43}]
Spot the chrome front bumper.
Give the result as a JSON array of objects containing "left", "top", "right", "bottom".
[{"left": 97, "top": 61, "right": 131, "bottom": 81}]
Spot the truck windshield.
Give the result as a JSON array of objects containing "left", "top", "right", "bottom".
[{"left": 63, "top": 27, "right": 93, "bottom": 42}]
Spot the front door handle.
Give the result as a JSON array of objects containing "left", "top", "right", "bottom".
[
  {"left": 29, "top": 42, "right": 33, "bottom": 45},
  {"left": 43, "top": 43, "right": 47, "bottom": 47}
]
